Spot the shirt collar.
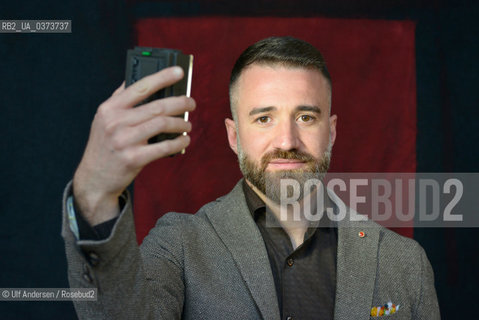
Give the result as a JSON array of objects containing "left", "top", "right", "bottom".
[{"left": 242, "top": 179, "right": 266, "bottom": 219}]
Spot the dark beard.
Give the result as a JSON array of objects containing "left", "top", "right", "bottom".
[{"left": 239, "top": 148, "right": 331, "bottom": 204}]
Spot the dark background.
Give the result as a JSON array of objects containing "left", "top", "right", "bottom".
[{"left": 0, "top": 1, "right": 477, "bottom": 318}]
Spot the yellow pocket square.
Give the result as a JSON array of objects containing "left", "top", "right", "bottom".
[{"left": 370, "top": 302, "right": 400, "bottom": 317}]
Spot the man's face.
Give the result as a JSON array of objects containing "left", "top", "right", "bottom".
[{"left": 226, "top": 63, "right": 337, "bottom": 202}]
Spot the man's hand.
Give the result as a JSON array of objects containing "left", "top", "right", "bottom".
[{"left": 73, "top": 66, "right": 195, "bottom": 225}]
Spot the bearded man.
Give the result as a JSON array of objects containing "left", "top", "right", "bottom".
[{"left": 63, "top": 37, "right": 440, "bottom": 319}]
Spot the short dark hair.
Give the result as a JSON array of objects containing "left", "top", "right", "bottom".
[{"left": 229, "top": 36, "right": 331, "bottom": 118}]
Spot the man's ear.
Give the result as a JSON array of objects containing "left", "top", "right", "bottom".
[
  {"left": 225, "top": 118, "right": 238, "bottom": 155},
  {"left": 329, "top": 114, "right": 338, "bottom": 146}
]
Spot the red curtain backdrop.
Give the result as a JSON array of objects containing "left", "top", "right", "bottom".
[{"left": 133, "top": 17, "right": 417, "bottom": 242}]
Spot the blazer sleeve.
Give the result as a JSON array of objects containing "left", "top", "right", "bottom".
[
  {"left": 412, "top": 246, "right": 441, "bottom": 319},
  {"left": 61, "top": 181, "right": 185, "bottom": 320}
]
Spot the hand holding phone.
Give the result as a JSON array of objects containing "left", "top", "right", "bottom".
[
  {"left": 72, "top": 51, "right": 195, "bottom": 226},
  {"left": 125, "top": 47, "right": 194, "bottom": 146}
]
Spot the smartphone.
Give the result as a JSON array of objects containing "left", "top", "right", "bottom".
[{"left": 125, "top": 47, "right": 193, "bottom": 152}]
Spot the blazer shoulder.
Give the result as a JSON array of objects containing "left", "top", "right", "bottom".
[
  {"left": 378, "top": 224, "right": 424, "bottom": 256},
  {"left": 356, "top": 219, "right": 426, "bottom": 262},
  {"left": 366, "top": 222, "right": 431, "bottom": 283},
  {"left": 153, "top": 211, "right": 208, "bottom": 235}
]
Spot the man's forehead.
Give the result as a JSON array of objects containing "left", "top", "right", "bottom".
[{"left": 234, "top": 64, "right": 331, "bottom": 112}]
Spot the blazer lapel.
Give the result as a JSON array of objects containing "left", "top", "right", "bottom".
[
  {"left": 331, "top": 192, "right": 381, "bottom": 320},
  {"left": 205, "top": 180, "right": 280, "bottom": 320}
]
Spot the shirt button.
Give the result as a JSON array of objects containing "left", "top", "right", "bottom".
[{"left": 287, "top": 258, "right": 294, "bottom": 267}]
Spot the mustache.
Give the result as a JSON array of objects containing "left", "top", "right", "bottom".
[{"left": 260, "top": 149, "right": 317, "bottom": 169}]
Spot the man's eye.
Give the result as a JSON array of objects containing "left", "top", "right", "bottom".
[
  {"left": 257, "top": 116, "right": 270, "bottom": 124},
  {"left": 299, "top": 115, "right": 315, "bottom": 122}
]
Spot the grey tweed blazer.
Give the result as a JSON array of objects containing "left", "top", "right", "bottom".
[{"left": 62, "top": 180, "right": 440, "bottom": 319}]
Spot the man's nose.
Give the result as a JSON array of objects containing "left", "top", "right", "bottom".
[{"left": 271, "top": 119, "right": 301, "bottom": 151}]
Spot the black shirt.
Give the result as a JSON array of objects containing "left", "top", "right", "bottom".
[{"left": 242, "top": 181, "right": 337, "bottom": 320}]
